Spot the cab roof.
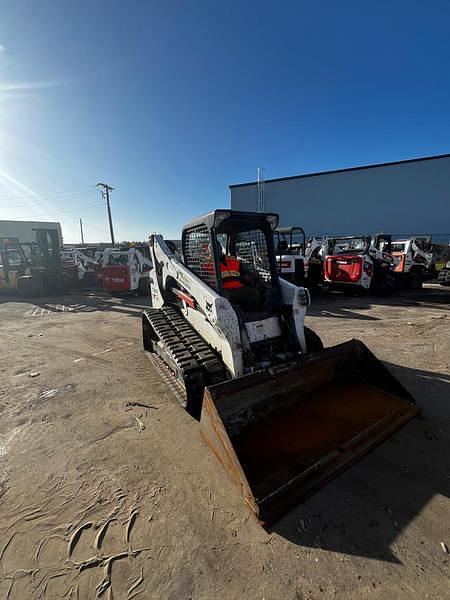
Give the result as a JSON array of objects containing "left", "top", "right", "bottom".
[
  {"left": 182, "top": 209, "right": 279, "bottom": 232},
  {"left": 276, "top": 226, "right": 305, "bottom": 235}
]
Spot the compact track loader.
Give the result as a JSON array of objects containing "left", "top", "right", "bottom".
[
  {"left": 386, "top": 237, "right": 433, "bottom": 288},
  {"left": 102, "top": 246, "right": 152, "bottom": 296},
  {"left": 143, "top": 210, "right": 418, "bottom": 524},
  {"left": 324, "top": 234, "right": 395, "bottom": 293}
]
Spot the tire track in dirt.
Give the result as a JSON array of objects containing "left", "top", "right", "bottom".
[{"left": 0, "top": 477, "right": 154, "bottom": 598}]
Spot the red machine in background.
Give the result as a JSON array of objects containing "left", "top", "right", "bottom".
[
  {"left": 324, "top": 235, "right": 394, "bottom": 293},
  {"left": 102, "top": 245, "right": 152, "bottom": 296}
]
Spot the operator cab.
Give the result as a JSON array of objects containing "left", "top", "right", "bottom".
[
  {"left": 275, "top": 226, "right": 307, "bottom": 286},
  {"left": 275, "top": 226, "right": 306, "bottom": 256},
  {"left": 181, "top": 210, "right": 281, "bottom": 317},
  {"left": 328, "top": 236, "right": 371, "bottom": 256}
]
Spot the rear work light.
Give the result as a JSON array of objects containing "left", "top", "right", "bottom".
[{"left": 363, "top": 261, "right": 373, "bottom": 276}]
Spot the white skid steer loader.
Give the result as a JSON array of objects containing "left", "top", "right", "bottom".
[
  {"left": 142, "top": 210, "right": 418, "bottom": 525},
  {"left": 275, "top": 226, "right": 329, "bottom": 288},
  {"left": 386, "top": 237, "right": 433, "bottom": 289}
]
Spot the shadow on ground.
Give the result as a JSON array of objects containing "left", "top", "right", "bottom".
[
  {"left": 0, "top": 290, "right": 150, "bottom": 318},
  {"left": 270, "top": 361, "right": 450, "bottom": 562},
  {"left": 307, "top": 286, "right": 450, "bottom": 320},
  {"left": 1, "top": 284, "right": 449, "bottom": 322}
]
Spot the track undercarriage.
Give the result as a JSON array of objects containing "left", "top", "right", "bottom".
[{"left": 142, "top": 306, "right": 225, "bottom": 419}]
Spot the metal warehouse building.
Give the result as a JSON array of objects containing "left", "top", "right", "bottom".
[{"left": 230, "top": 154, "right": 450, "bottom": 239}]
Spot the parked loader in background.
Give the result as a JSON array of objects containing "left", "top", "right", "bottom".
[
  {"left": 275, "top": 227, "right": 328, "bottom": 289},
  {"left": 142, "top": 209, "right": 418, "bottom": 524},
  {"left": 61, "top": 249, "right": 102, "bottom": 288},
  {"left": 384, "top": 237, "right": 433, "bottom": 289},
  {"left": 0, "top": 229, "right": 77, "bottom": 297},
  {"left": 324, "top": 234, "right": 394, "bottom": 293},
  {"left": 305, "top": 236, "right": 329, "bottom": 288},
  {"left": 275, "top": 226, "right": 307, "bottom": 285},
  {"left": 102, "top": 245, "right": 152, "bottom": 296}
]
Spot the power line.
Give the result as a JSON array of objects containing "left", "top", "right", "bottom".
[
  {"left": 7, "top": 201, "right": 105, "bottom": 221},
  {"left": 0, "top": 190, "right": 99, "bottom": 208},
  {"left": 0, "top": 185, "right": 96, "bottom": 203},
  {"left": 83, "top": 223, "right": 113, "bottom": 238},
  {"left": 83, "top": 221, "right": 108, "bottom": 233}
]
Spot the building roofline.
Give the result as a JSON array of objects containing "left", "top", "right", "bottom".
[{"left": 229, "top": 153, "right": 450, "bottom": 189}]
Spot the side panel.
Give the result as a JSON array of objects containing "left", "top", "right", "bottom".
[
  {"left": 244, "top": 317, "right": 282, "bottom": 344},
  {"left": 279, "top": 279, "right": 308, "bottom": 353},
  {"left": 277, "top": 255, "right": 295, "bottom": 274},
  {"left": 325, "top": 255, "right": 363, "bottom": 283},
  {"left": 129, "top": 249, "right": 140, "bottom": 290},
  {"left": 324, "top": 255, "right": 372, "bottom": 289},
  {"left": 102, "top": 265, "right": 130, "bottom": 291},
  {"left": 150, "top": 234, "right": 244, "bottom": 377},
  {"left": 185, "top": 299, "right": 243, "bottom": 377}
]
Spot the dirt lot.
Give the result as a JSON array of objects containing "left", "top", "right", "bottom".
[{"left": 0, "top": 286, "right": 449, "bottom": 599}]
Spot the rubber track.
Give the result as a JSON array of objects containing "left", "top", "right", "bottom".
[
  {"left": 143, "top": 306, "right": 225, "bottom": 417},
  {"left": 146, "top": 352, "right": 187, "bottom": 408}
]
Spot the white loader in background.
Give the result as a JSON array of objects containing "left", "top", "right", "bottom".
[
  {"left": 142, "top": 209, "right": 418, "bottom": 525},
  {"left": 388, "top": 237, "right": 433, "bottom": 288},
  {"left": 61, "top": 249, "right": 102, "bottom": 286},
  {"left": 275, "top": 226, "right": 328, "bottom": 289},
  {"left": 275, "top": 226, "right": 308, "bottom": 286}
]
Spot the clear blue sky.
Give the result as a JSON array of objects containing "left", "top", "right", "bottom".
[{"left": 0, "top": 0, "right": 449, "bottom": 243}]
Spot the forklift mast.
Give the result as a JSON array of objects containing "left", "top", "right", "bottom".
[{"left": 33, "top": 228, "right": 62, "bottom": 269}]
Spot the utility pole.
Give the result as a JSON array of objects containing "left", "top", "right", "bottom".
[
  {"left": 97, "top": 182, "right": 115, "bottom": 246},
  {"left": 257, "top": 167, "right": 265, "bottom": 213},
  {"left": 79, "top": 218, "right": 84, "bottom": 245}
]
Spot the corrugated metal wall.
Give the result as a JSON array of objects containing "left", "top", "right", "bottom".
[{"left": 230, "top": 156, "right": 450, "bottom": 239}]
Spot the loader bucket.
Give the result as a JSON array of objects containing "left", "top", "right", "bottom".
[{"left": 200, "top": 340, "right": 419, "bottom": 525}]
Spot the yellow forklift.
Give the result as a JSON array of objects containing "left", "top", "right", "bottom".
[{"left": 0, "top": 229, "right": 77, "bottom": 297}]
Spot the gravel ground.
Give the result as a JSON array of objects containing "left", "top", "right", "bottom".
[{"left": 0, "top": 285, "right": 449, "bottom": 599}]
